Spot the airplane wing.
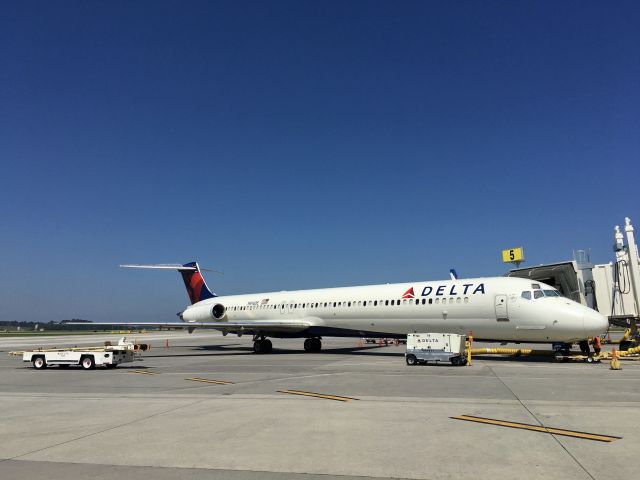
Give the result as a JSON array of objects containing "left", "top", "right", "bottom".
[{"left": 65, "top": 320, "right": 312, "bottom": 334}]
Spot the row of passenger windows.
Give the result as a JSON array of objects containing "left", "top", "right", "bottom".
[{"left": 229, "top": 297, "right": 470, "bottom": 311}]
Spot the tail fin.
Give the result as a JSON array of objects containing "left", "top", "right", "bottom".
[
  {"left": 120, "top": 262, "right": 217, "bottom": 304},
  {"left": 179, "top": 262, "right": 216, "bottom": 304}
]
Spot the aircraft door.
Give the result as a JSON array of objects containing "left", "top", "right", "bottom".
[{"left": 495, "top": 295, "right": 509, "bottom": 321}]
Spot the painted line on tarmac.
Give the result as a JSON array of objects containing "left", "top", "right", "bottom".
[
  {"left": 278, "top": 389, "right": 359, "bottom": 402},
  {"left": 451, "top": 415, "right": 622, "bottom": 442},
  {"left": 128, "top": 370, "right": 160, "bottom": 375},
  {"left": 186, "top": 377, "right": 234, "bottom": 385}
]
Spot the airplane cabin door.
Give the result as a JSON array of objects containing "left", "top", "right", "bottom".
[{"left": 495, "top": 295, "right": 509, "bottom": 321}]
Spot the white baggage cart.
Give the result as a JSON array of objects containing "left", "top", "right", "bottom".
[
  {"left": 405, "top": 333, "right": 467, "bottom": 366},
  {"left": 10, "top": 337, "right": 149, "bottom": 370}
]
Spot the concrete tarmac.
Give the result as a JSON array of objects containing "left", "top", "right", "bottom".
[{"left": 1, "top": 331, "right": 638, "bottom": 480}]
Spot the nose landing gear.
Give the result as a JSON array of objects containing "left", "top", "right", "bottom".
[
  {"left": 253, "top": 336, "right": 273, "bottom": 354},
  {"left": 304, "top": 337, "right": 322, "bottom": 352}
]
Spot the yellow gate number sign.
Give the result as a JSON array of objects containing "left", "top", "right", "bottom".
[{"left": 502, "top": 247, "right": 524, "bottom": 263}]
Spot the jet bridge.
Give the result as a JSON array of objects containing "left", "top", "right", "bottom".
[
  {"left": 507, "top": 217, "right": 640, "bottom": 348},
  {"left": 507, "top": 260, "right": 590, "bottom": 306}
]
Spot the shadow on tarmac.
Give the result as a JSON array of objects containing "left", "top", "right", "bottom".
[{"left": 146, "top": 344, "right": 406, "bottom": 358}]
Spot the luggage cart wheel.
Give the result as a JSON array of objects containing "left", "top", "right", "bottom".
[
  {"left": 81, "top": 356, "right": 95, "bottom": 370},
  {"left": 406, "top": 355, "right": 417, "bottom": 366},
  {"left": 32, "top": 356, "right": 46, "bottom": 369}
]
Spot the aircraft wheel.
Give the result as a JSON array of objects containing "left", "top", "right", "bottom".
[
  {"left": 32, "top": 356, "right": 46, "bottom": 369},
  {"left": 451, "top": 357, "right": 461, "bottom": 366},
  {"left": 304, "top": 338, "right": 313, "bottom": 352},
  {"left": 263, "top": 339, "right": 273, "bottom": 353},
  {"left": 406, "top": 355, "right": 417, "bottom": 366},
  {"left": 311, "top": 338, "right": 322, "bottom": 352},
  {"left": 253, "top": 340, "right": 263, "bottom": 354}
]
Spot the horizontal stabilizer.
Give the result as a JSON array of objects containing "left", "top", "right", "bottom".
[{"left": 120, "top": 264, "right": 197, "bottom": 271}]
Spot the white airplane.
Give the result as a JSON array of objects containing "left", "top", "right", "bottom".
[{"left": 80, "top": 262, "right": 608, "bottom": 354}]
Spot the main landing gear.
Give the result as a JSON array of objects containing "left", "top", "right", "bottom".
[
  {"left": 304, "top": 337, "right": 322, "bottom": 353},
  {"left": 253, "top": 336, "right": 273, "bottom": 354}
]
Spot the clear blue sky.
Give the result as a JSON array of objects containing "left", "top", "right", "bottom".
[{"left": 1, "top": 1, "right": 638, "bottom": 323}]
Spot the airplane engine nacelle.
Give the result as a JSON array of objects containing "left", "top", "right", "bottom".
[
  {"left": 181, "top": 304, "right": 225, "bottom": 322},
  {"left": 211, "top": 303, "right": 226, "bottom": 319}
]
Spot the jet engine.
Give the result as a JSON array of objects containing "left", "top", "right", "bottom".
[
  {"left": 211, "top": 303, "right": 226, "bottom": 319},
  {"left": 180, "top": 303, "right": 226, "bottom": 322}
]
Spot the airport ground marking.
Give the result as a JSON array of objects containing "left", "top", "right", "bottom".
[
  {"left": 129, "top": 370, "right": 160, "bottom": 375},
  {"left": 277, "top": 389, "right": 359, "bottom": 402},
  {"left": 451, "top": 415, "right": 621, "bottom": 442},
  {"left": 186, "top": 377, "right": 234, "bottom": 385}
]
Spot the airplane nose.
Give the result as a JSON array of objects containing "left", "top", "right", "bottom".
[{"left": 584, "top": 309, "right": 608, "bottom": 337}]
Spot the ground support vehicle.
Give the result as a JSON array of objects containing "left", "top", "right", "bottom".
[
  {"left": 10, "top": 337, "right": 149, "bottom": 370},
  {"left": 553, "top": 352, "right": 602, "bottom": 363},
  {"left": 405, "top": 333, "right": 467, "bottom": 366}
]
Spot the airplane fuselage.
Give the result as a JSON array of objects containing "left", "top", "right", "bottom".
[{"left": 181, "top": 276, "right": 607, "bottom": 343}]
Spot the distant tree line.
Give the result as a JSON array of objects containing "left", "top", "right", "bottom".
[{"left": 1, "top": 319, "right": 98, "bottom": 331}]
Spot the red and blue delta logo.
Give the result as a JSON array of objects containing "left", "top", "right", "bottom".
[{"left": 402, "top": 287, "right": 415, "bottom": 298}]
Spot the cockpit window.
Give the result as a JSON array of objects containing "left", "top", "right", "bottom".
[
  {"left": 521, "top": 291, "right": 532, "bottom": 300},
  {"left": 533, "top": 290, "right": 544, "bottom": 299},
  {"left": 543, "top": 290, "right": 560, "bottom": 297},
  {"left": 532, "top": 283, "right": 541, "bottom": 290}
]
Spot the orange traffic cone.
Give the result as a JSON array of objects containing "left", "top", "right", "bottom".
[{"left": 610, "top": 348, "right": 621, "bottom": 370}]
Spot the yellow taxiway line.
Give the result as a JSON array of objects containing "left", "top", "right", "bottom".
[
  {"left": 128, "top": 370, "right": 159, "bottom": 375},
  {"left": 186, "top": 377, "right": 234, "bottom": 385},
  {"left": 451, "top": 415, "right": 621, "bottom": 442},
  {"left": 278, "top": 389, "right": 359, "bottom": 402}
]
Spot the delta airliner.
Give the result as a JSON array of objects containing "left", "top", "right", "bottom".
[{"left": 80, "top": 262, "right": 608, "bottom": 354}]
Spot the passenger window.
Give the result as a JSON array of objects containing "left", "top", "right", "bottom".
[
  {"left": 363, "top": 301, "right": 366, "bottom": 306},
  {"left": 464, "top": 297, "right": 469, "bottom": 303},
  {"left": 521, "top": 291, "right": 532, "bottom": 300},
  {"left": 333, "top": 302, "right": 336, "bottom": 307},
  {"left": 429, "top": 298, "right": 433, "bottom": 304},
  {"left": 534, "top": 290, "right": 544, "bottom": 299},
  {"left": 374, "top": 300, "right": 378, "bottom": 306},
  {"left": 415, "top": 299, "right": 419, "bottom": 305},
  {"left": 435, "top": 298, "right": 440, "bottom": 304},
  {"left": 348, "top": 301, "right": 351, "bottom": 307},
  {"left": 385, "top": 300, "right": 389, "bottom": 306},
  {"left": 457, "top": 298, "right": 461, "bottom": 304},
  {"left": 442, "top": 299, "right": 447, "bottom": 305},
  {"left": 358, "top": 301, "right": 362, "bottom": 306}
]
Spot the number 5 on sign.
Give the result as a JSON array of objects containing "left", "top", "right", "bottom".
[{"left": 502, "top": 247, "right": 524, "bottom": 263}]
